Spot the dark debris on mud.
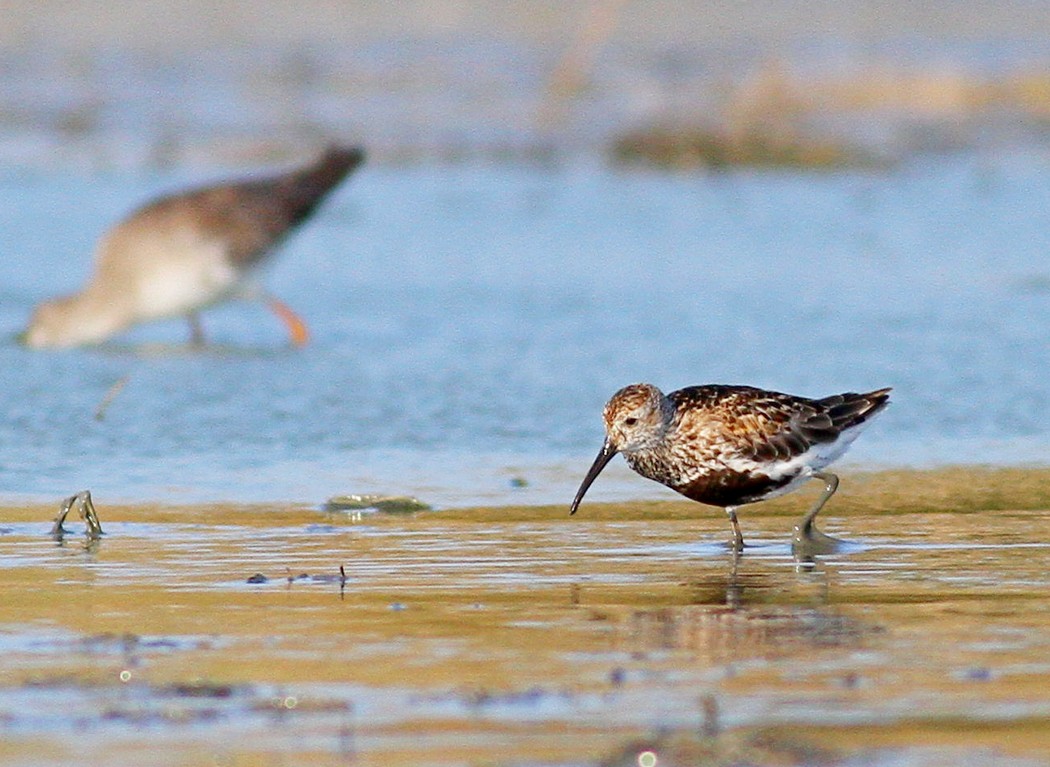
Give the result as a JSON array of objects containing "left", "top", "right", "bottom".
[{"left": 245, "top": 565, "right": 350, "bottom": 594}]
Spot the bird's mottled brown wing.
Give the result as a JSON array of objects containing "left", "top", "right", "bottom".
[
  {"left": 669, "top": 385, "right": 890, "bottom": 465},
  {"left": 186, "top": 184, "right": 301, "bottom": 264},
  {"left": 133, "top": 146, "right": 365, "bottom": 268}
]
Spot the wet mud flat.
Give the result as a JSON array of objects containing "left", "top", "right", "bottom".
[{"left": 1, "top": 467, "right": 1049, "bottom": 766}]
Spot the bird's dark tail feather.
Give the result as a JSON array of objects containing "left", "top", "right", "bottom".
[
  {"left": 278, "top": 145, "right": 366, "bottom": 225},
  {"left": 818, "top": 387, "right": 892, "bottom": 431}
]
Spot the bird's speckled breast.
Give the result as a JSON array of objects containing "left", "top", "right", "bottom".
[{"left": 624, "top": 448, "right": 797, "bottom": 508}]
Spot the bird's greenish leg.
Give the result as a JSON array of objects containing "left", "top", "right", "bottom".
[
  {"left": 792, "top": 471, "right": 847, "bottom": 555},
  {"left": 724, "top": 506, "right": 745, "bottom": 551}
]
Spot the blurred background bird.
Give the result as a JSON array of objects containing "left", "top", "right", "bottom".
[{"left": 22, "top": 145, "right": 365, "bottom": 349}]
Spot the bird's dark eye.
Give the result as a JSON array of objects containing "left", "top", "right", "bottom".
[{"left": 624, "top": 417, "right": 638, "bottom": 426}]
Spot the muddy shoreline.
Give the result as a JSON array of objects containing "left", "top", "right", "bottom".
[
  {"left": 4, "top": 2, "right": 1050, "bottom": 169},
  {"left": 4, "top": 465, "right": 1048, "bottom": 521},
  {"left": 2, "top": 465, "right": 1049, "bottom": 766}
]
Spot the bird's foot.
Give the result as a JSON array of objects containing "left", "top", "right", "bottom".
[
  {"left": 791, "top": 520, "right": 847, "bottom": 557},
  {"left": 722, "top": 535, "right": 746, "bottom": 554}
]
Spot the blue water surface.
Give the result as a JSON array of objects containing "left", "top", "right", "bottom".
[{"left": 0, "top": 152, "right": 1048, "bottom": 506}]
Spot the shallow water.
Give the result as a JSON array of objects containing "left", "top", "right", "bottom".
[
  {"left": 2, "top": 154, "right": 1050, "bottom": 507},
  {"left": 1, "top": 470, "right": 1049, "bottom": 766}
]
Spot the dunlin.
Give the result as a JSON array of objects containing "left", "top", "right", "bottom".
[
  {"left": 23, "top": 146, "right": 365, "bottom": 349},
  {"left": 570, "top": 383, "right": 891, "bottom": 553}
]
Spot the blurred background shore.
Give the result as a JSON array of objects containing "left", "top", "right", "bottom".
[
  {"left": 4, "top": 0, "right": 1050, "bottom": 170},
  {"left": 3, "top": 2, "right": 1050, "bottom": 506}
]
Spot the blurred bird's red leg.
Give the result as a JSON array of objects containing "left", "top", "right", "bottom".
[{"left": 266, "top": 296, "right": 310, "bottom": 347}]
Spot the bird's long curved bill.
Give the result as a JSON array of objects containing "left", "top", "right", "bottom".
[{"left": 569, "top": 439, "right": 618, "bottom": 516}]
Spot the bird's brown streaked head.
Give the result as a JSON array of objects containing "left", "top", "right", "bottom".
[
  {"left": 601, "top": 383, "right": 674, "bottom": 454},
  {"left": 570, "top": 383, "right": 672, "bottom": 515}
]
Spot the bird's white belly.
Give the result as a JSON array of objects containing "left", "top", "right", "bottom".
[
  {"left": 721, "top": 421, "right": 872, "bottom": 500},
  {"left": 130, "top": 236, "right": 242, "bottom": 320}
]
